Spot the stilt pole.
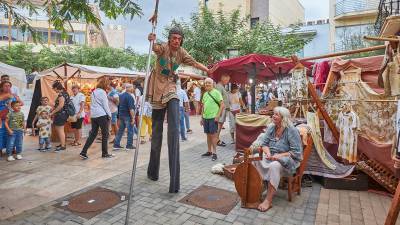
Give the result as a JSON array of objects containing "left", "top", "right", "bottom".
[{"left": 124, "top": 1, "right": 160, "bottom": 224}]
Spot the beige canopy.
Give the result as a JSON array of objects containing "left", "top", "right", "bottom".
[
  {"left": 0, "top": 62, "right": 26, "bottom": 92},
  {"left": 36, "top": 63, "right": 145, "bottom": 103}
]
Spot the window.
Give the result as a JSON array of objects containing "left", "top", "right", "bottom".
[
  {"left": 251, "top": 17, "right": 259, "bottom": 28},
  {"left": 335, "top": 24, "right": 374, "bottom": 52}
]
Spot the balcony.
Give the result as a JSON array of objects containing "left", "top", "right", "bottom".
[
  {"left": 375, "top": 0, "right": 400, "bottom": 32},
  {"left": 335, "top": 0, "right": 379, "bottom": 18}
]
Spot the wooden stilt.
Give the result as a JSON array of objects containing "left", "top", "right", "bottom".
[
  {"left": 385, "top": 182, "right": 400, "bottom": 225},
  {"left": 307, "top": 82, "right": 340, "bottom": 142}
]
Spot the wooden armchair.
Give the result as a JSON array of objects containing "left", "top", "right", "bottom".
[{"left": 233, "top": 133, "right": 313, "bottom": 208}]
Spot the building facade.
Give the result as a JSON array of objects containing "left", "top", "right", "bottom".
[
  {"left": 297, "top": 19, "right": 330, "bottom": 58},
  {"left": 329, "top": 0, "right": 379, "bottom": 52},
  {"left": 201, "top": 0, "right": 305, "bottom": 27},
  {"left": 0, "top": 1, "right": 125, "bottom": 50}
]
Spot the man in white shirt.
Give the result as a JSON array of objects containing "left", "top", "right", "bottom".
[
  {"left": 71, "top": 85, "right": 86, "bottom": 146},
  {"left": 193, "top": 83, "right": 201, "bottom": 115},
  {"left": 177, "top": 80, "right": 189, "bottom": 141}
]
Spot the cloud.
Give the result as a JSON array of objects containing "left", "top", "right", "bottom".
[{"left": 103, "top": 0, "right": 198, "bottom": 53}]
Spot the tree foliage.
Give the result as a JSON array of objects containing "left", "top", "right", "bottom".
[
  {"left": 164, "top": 7, "right": 311, "bottom": 65},
  {"left": 0, "top": 44, "right": 148, "bottom": 74},
  {"left": 0, "top": 0, "right": 142, "bottom": 41},
  {"left": 236, "top": 23, "right": 312, "bottom": 57},
  {"left": 165, "top": 7, "right": 248, "bottom": 65}
]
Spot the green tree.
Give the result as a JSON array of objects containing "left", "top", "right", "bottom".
[
  {"left": 164, "top": 7, "right": 311, "bottom": 64},
  {"left": 236, "top": 22, "right": 312, "bottom": 57},
  {"left": 0, "top": 44, "right": 143, "bottom": 73},
  {"left": 0, "top": 0, "right": 142, "bottom": 41},
  {"left": 0, "top": 44, "right": 37, "bottom": 72},
  {"left": 165, "top": 7, "right": 248, "bottom": 65}
]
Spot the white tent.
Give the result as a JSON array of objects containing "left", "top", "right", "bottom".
[
  {"left": 37, "top": 63, "right": 145, "bottom": 80},
  {"left": 0, "top": 62, "right": 26, "bottom": 91}
]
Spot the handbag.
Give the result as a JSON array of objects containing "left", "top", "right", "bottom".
[{"left": 67, "top": 115, "right": 77, "bottom": 123}]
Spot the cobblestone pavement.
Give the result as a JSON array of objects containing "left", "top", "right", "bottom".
[{"left": 2, "top": 138, "right": 320, "bottom": 225}]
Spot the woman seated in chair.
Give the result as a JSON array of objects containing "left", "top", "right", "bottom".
[{"left": 254, "top": 106, "right": 303, "bottom": 212}]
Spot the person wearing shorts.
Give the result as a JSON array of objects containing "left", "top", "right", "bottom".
[
  {"left": 215, "top": 74, "right": 231, "bottom": 147},
  {"left": 50, "top": 81, "right": 69, "bottom": 151},
  {"left": 200, "top": 78, "right": 224, "bottom": 161},
  {"left": 71, "top": 85, "right": 86, "bottom": 146}
]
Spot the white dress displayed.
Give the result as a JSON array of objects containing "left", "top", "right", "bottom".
[{"left": 336, "top": 110, "right": 360, "bottom": 163}]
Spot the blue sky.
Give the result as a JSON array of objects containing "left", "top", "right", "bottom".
[{"left": 103, "top": 0, "right": 329, "bottom": 53}]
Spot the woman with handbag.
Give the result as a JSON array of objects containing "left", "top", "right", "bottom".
[
  {"left": 50, "top": 81, "right": 70, "bottom": 152},
  {"left": 79, "top": 79, "right": 114, "bottom": 160},
  {"left": 0, "top": 81, "right": 17, "bottom": 152}
]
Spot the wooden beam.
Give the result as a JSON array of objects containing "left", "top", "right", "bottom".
[
  {"left": 385, "top": 182, "right": 400, "bottom": 225},
  {"left": 307, "top": 82, "right": 340, "bottom": 142},
  {"left": 276, "top": 45, "right": 386, "bottom": 65},
  {"left": 364, "top": 36, "right": 399, "bottom": 42}
]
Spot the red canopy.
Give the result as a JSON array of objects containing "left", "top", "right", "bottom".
[{"left": 210, "top": 54, "right": 314, "bottom": 84}]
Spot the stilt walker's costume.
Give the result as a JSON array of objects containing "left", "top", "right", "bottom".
[{"left": 146, "top": 28, "right": 200, "bottom": 193}]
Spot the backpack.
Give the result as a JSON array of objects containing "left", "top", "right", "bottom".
[{"left": 65, "top": 95, "right": 76, "bottom": 116}]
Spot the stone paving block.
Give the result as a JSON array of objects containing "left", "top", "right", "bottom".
[
  {"left": 327, "top": 213, "right": 340, "bottom": 224},
  {"left": 223, "top": 214, "right": 237, "bottom": 223},
  {"left": 235, "top": 216, "right": 253, "bottom": 224},
  {"left": 214, "top": 220, "right": 231, "bottom": 225},
  {"left": 198, "top": 210, "right": 212, "bottom": 218},
  {"left": 62, "top": 221, "right": 81, "bottom": 225},
  {"left": 43, "top": 220, "right": 64, "bottom": 225},
  {"left": 189, "top": 215, "right": 206, "bottom": 224},
  {"left": 83, "top": 217, "right": 101, "bottom": 225},
  {"left": 230, "top": 222, "right": 245, "bottom": 225},
  {"left": 182, "top": 221, "right": 196, "bottom": 225}
]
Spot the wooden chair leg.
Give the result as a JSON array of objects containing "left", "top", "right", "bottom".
[
  {"left": 297, "top": 177, "right": 302, "bottom": 195},
  {"left": 287, "top": 177, "right": 293, "bottom": 202}
]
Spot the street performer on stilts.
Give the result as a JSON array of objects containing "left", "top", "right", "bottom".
[{"left": 146, "top": 26, "right": 211, "bottom": 193}]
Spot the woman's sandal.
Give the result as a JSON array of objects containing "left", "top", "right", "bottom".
[{"left": 71, "top": 142, "right": 81, "bottom": 146}]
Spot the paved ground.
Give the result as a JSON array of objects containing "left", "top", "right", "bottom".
[
  {"left": 0, "top": 116, "right": 207, "bottom": 219},
  {"left": 1, "top": 115, "right": 399, "bottom": 225}
]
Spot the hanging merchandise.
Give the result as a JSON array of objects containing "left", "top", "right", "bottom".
[
  {"left": 290, "top": 67, "right": 308, "bottom": 101},
  {"left": 336, "top": 107, "right": 360, "bottom": 163},
  {"left": 383, "top": 54, "right": 400, "bottom": 97},
  {"left": 395, "top": 100, "right": 400, "bottom": 158},
  {"left": 306, "top": 112, "right": 337, "bottom": 170},
  {"left": 313, "top": 61, "right": 330, "bottom": 92},
  {"left": 324, "top": 66, "right": 397, "bottom": 143}
]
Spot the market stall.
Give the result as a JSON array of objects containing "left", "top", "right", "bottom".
[
  {"left": 210, "top": 54, "right": 314, "bottom": 113},
  {"left": 27, "top": 63, "right": 145, "bottom": 139}
]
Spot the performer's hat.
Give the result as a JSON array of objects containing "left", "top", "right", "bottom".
[{"left": 168, "top": 27, "right": 184, "bottom": 46}]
